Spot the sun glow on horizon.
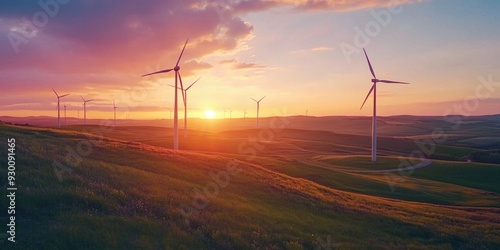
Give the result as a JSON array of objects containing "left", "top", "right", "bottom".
[{"left": 204, "top": 110, "right": 216, "bottom": 119}]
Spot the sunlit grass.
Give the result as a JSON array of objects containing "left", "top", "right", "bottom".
[{"left": 0, "top": 124, "right": 499, "bottom": 249}]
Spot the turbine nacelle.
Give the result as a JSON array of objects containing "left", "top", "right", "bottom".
[{"left": 174, "top": 66, "right": 180, "bottom": 71}]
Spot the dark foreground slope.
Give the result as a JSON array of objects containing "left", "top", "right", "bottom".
[{"left": 0, "top": 124, "right": 499, "bottom": 249}]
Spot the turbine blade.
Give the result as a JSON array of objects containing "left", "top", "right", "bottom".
[
  {"left": 379, "top": 80, "right": 410, "bottom": 84},
  {"left": 363, "top": 48, "right": 377, "bottom": 79},
  {"left": 258, "top": 96, "right": 266, "bottom": 102},
  {"left": 175, "top": 39, "right": 189, "bottom": 67},
  {"left": 186, "top": 77, "right": 201, "bottom": 91},
  {"left": 52, "top": 88, "right": 59, "bottom": 97},
  {"left": 87, "top": 99, "right": 94, "bottom": 102},
  {"left": 178, "top": 72, "right": 186, "bottom": 105},
  {"left": 60, "top": 94, "right": 70, "bottom": 98},
  {"left": 141, "top": 68, "right": 174, "bottom": 77},
  {"left": 81, "top": 96, "right": 85, "bottom": 102},
  {"left": 360, "top": 84, "right": 375, "bottom": 110},
  {"left": 251, "top": 98, "right": 258, "bottom": 102}
]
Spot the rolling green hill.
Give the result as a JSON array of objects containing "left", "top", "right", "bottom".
[{"left": 65, "top": 125, "right": 500, "bottom": 206}]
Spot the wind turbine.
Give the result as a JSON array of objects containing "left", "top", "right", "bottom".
[
  {"left": 360, "top": 48, "right": 409, "bottom": 162},
  {"left": 251, "top": 96, "right": 265, "bottom": 127},
  {"left": 113, "top": 99, "right": 117, "bottom": 127},
  {"left": 243, "top": 108, "right": 248, "bottom": 120},
  {"left": 229, "top": 109, "right": 232, "bottom": 119},
  {"left": 169, "top": 77, "right": 200, "bottom": 137},
  {"left": 81, "top": 96, "right": 93, "bottom": 125},
  {"left": 52, "top": 88, "right": 69, "bottom": 129},
  {"left": 64, "top": 103, "right": 67, "bottom": 126},
  {"left": 141, "top": 39, "right": 188, "bottom": 151}
]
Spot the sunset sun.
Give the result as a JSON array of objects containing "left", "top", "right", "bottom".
[{"left": 204, "top": 110, "right": 216, "bottom": 119}]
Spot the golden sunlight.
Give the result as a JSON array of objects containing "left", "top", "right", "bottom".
[{"left": 204, "top": 110, "right": 216, "bottom": 119}]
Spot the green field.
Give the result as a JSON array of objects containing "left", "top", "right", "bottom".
[{"left": 1, "top": 122, "right": 499, "bottom": 249}]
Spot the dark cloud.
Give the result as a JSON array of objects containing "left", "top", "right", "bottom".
[{"left": 0, "top": 0, "right": 250, "bottom": 75}]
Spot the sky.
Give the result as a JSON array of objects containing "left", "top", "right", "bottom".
[{"left": 1, "top": 0, "right": 499, "bottom": 120}]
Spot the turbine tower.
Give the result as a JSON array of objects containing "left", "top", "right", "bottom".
[
  {"left": 113, "top": 99, "right": 117, "bottom": 127},
  {"left": 251, "top": 96, "right": 265, "bottom": 127},
  {"left": 64, "top": 103, "right": 67, "bottom": 126},
  {"left": 141, "top": 39, "right": 188, "bottom": 151},
  {"left": 360, "top": 48, "right": 409, "bottom": 162},
  {"left": 243, "top": 108, "right": 248, "bottom": 120},
  {"left": 170, "top": 77, "right": 200, "bottom": 138},
  {"left": 81, "top": 96, "right": 93, "bottom": 125},
  {"left": 52, "top": 88, "right": 69, "bottom": 129}
]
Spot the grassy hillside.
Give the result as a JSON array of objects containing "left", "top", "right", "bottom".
[
  {"left": 1, "top": 124, "right": 499, "bottom": 249},
  {"left": 242, "top": 155, "right": 500, "bottom": 207},
  {"left": 66, "top": 125, "right": 500, "bottom": 207}
]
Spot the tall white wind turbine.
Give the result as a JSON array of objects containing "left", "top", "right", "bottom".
[
  {"left": 360, "top": 48, "right": 409, "bottom": 162},
  {"left": 251, "top": 96, "right": 265, "bottom": 127},
  {"left": 141, "top": 39, "right": 188, "bottom": 151},
  {"left": 52, "top": 89, "right": 69, "bottom": 129},
  {"left": 81, "top": 96, "right": 93, "bottom": 125}
]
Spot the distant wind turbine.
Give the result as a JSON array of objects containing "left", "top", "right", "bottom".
[
  {"left": 81, "top": 96, "right": 93, "bottom": 125},
  {"left": 243, "top": 108, "right": 248, "bottom": 120},
  {"left": 251, "top": 96, "right": 265, "bottom": 127},
  {"left": 113, "top": 99, "right": 117, "bottom": 127},
  {"left": 229, "top": 109, "right": 232, "bottom": 119},
  {"left": 64, "top": 103, "right": 67, "bottom": 126},
  {"left": 52, "top": 88, "right": 69, "bottom": 129},
  {"left": 167, "top": 107, "right": 172, "bottom": 121},
  {"left": 141, "top": 39, "right": 189, "bottom": 151},
  {"left": 170, "top": 77, "right": 201, "bottom": 137},
  {"left": 360, "top": 48, "right": 409, "bottom": 162}
]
